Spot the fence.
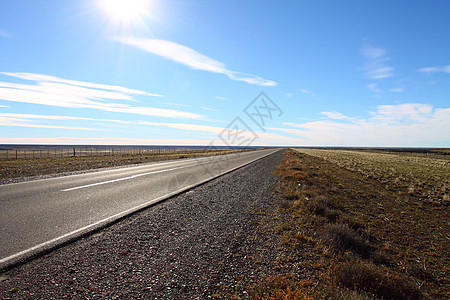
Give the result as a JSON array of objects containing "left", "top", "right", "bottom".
[{"left": 0, "top": 147, "right": 206, "bottom": 160}]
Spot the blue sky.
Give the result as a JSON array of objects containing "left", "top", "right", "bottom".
[{"left": 0, "top": 0, "right": 449, "bottom": 147}]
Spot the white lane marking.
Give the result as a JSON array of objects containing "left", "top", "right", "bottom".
[
  {"left": 0, "top": 149, "right": 278, "bottom": 268},
  {"left": 62, "top": 151, "right": 264, "bottom": 192},
  {"left": 0, "top": 150, "right": 240, "bottom": 188},
  {"left": 62, "top": 166, "right": 188, "bottom": 191}
]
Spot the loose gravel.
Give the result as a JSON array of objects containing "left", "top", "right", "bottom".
[{"left": 0, "top": 150, "right": 284, "bottom": 299}]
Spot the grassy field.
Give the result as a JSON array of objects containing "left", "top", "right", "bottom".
[
  {"left": 0, "top": 148, "right": 255, "bottom": 183},
  {"left": 297, "top": 148, "right": 449, "bottom": 206},
  {"left": 250, "top": 149, "right": 448, "bottom": 299}
]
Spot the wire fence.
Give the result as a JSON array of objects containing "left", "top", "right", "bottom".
[{"left": 0, "top": 147, "right": 208, "bottom": 160}]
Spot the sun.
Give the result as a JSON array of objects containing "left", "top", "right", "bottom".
[{"left": 99, "top": 0, "right": 150, "bottom": 22}]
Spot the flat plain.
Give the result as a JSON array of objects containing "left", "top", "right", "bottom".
[{"left": 260, "top": 148, "right": 449, "bottom": 299}]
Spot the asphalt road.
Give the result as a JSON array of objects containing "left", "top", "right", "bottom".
[{"left": 0, "top": 148, "right": 279, "bottom": 268}]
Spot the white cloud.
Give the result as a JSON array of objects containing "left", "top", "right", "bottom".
[
  {"left": 0, "top": 113, "right": 130, "bottom": 124},
  {"left": 275, "top": 103, "right": 450, "bottom": 147},
  {"left": 137, "top": 121, "right": 305, "bottom": 146},
  {"left": 285, "top": 93, "right": 293, "bottom": 98},
  {"left": 367, "top": 83, "right": 382, "bottom": 93},
  {"left": 0, "top": 131, "right": 304, "bottom": 146},
  {"left": 389, "top": 87, "right": 404, "bottom": 93},
  {"left": 0, "top": 72, "right": 202, "bottom": 119},
  {"left": 321, "top": 111, "right": 354, "bottom": 120},
  {"left": 118, "top": 38, "right": 277, "bottom": 87},
  {"left": 138, "top": 121, "right": 224, "bottom": 135},
  {"left": 418, "top": 65, "right": 450, "bottom": 74},
  {"left": 362, "top": 45, "right": 394, "bottom": 79},
  {"left": 300, "top": 89, "right": 312, "bottom": 94},
  {"left": 0, "top": 136, "right": 215, "bottom": 146},
  {"left": 2, "top": 72, "right": 163, "bottom": 97},
  {"left": 215, "top": 96, "right": 226, "bottom": 100},
  {"left": 0, "top": 30, "right": 10, "bottom": 38},
  {"left": 0, "top": 114, "right": 97, "bottom": 131}
]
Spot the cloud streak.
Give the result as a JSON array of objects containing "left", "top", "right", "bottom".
[
  {"left": 418, "top": 65, "right": 450, "bottom": 74},
  {"left": 0, "top": 113, "right": 303, "bottom": 145},
  {"left": 367, "top": 83, "right": 382, "bottom": 93},
  {"left": 0, "top": 30, "right": 10, "bottom": 38},
  {"left": 362, "top": 45, "right": 394, "bottom": 79},
  {"left": 320, "top": 111, "right": 354, "bottom": 120},
  {"left": 0, "top": 73, "right": 202, "bottom": 119},
  {"left": 118, "top": 38, "right": 277, "bottom": 87},
  {"left": 0, "top": 113, "right": 97, "bottom": 131}
]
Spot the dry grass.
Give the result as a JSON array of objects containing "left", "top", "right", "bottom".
[
  {"left": 333, "top": 261, "right": 422, "bottom": 300},
  {"left": 295, "top": 148, "right": 449, "bottom": 206},
  {"left": 249, "top": 275, "right": 317, "bottom": 300},
  {"left": 251, "top": 149, "right": 449, "bottom": 299}
]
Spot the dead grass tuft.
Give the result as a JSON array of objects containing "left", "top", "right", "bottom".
[
  {"left": 321, "top": 223, "right": 373, "bottom": 257},
  {"left": 334, "top": 262, "right": 423, "bottom": 300}
]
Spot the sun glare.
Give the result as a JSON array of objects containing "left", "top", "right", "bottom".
[{"left": 99, "top": 0, "right": 150, "bottom": 22}]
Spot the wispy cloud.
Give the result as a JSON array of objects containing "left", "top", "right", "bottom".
[
  {"left": 0, "top": 136, "right": 215, "bottom": 146},
  {"left": 137, "top": 121, "right": 304, "bottom": 145},
  {"left": 389, "top": 87, "right": 404, "bottom": 93},
  {"left": 367, "top": 83, "right": 382, "bottom": 93},
  {"left": 320, "top": 111, "right": 354, "bottom": 120},
  {"left": 215, "top": 96, "right": 226, "bottom": 100},
  {"left": 118, "top": 38, "right": 277, "bottom": 87},
  {"left": 362, "top": 45, "right": 394, "bottom": 79},
  {"left": 274, "top": 103, "right": 450, "bottom": 147},
  {"left": 2, "top": 72, "right": 163, "bottom": 97},
  {"left": 300, "top": 89, "right": 312, "bottom": 94},
  {"left": 0, "top": 113, "right": 130, "bottom": 124},
  {"left": 0, "top": 72, "right": 202, "bottom": 119},
  {"left": 0, "top": 113, "right": 98, "bottom": 131},
  {"left": 418, "top": 65, "right": 450, "bottom": 74},
  {"left": 0, "top": 30, "right": 10, "bottom": 38}
]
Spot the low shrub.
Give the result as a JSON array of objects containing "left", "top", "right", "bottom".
[
  {"left": 321, "top": 223, "right": 372, "bottom": 257},
  {"left": 334, "top": 262, "right": 423, "bottom": 300},
  {"left": 306, "top": 196, "right": 342, "bottom": 218}
]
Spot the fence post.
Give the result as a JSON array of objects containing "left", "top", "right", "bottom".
[{"left": 73, "top": 148, "right": 76, "bottom": 157}]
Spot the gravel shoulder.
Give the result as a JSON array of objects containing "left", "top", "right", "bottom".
[{"left": 0, "top": 150, "right": 284, "bottom": 299}]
